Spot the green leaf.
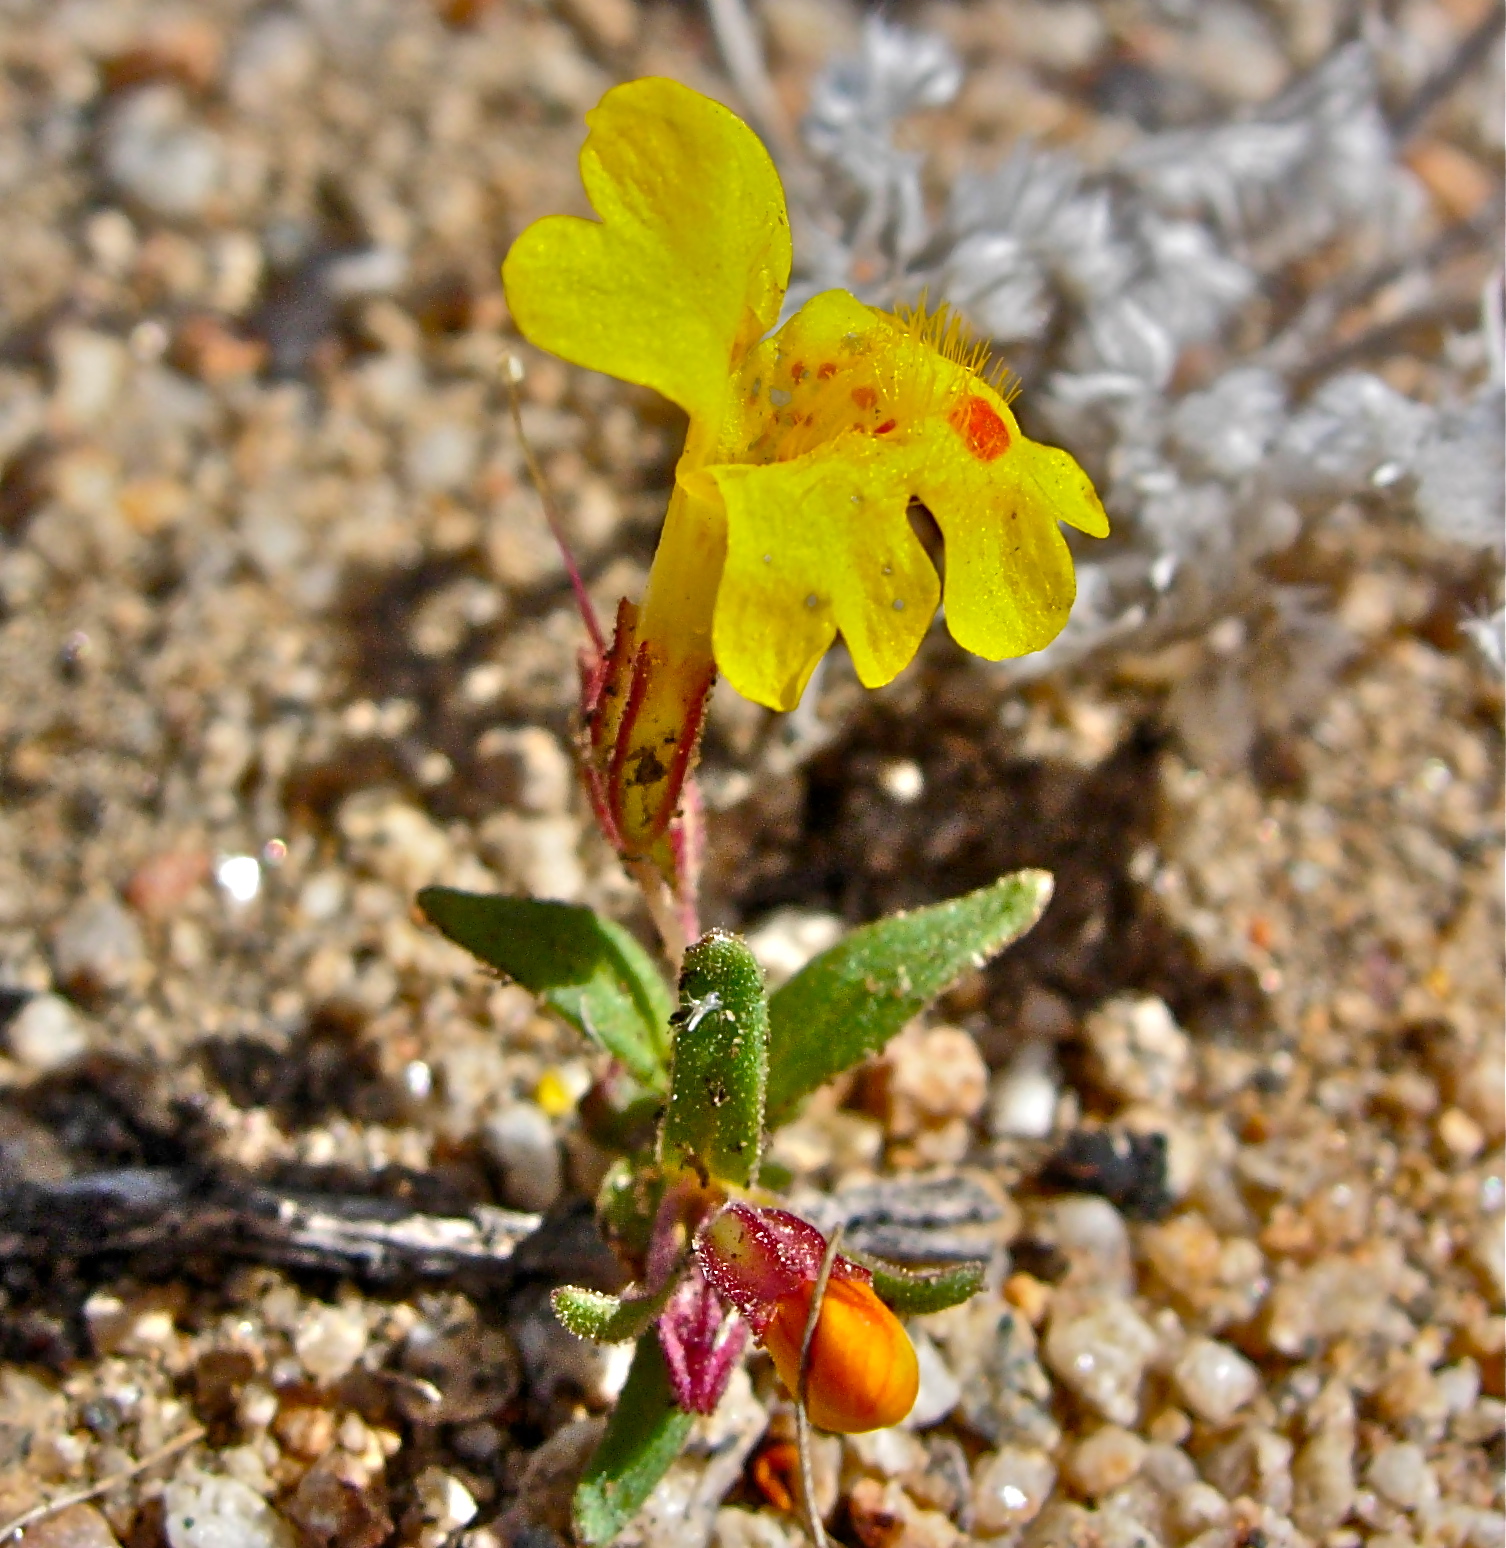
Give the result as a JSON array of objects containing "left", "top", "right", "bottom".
[
  {"left": 854, "top": 1254, "right": 987, "bottom": 1316},
  {"left": 417, "top": 889, "right": 672, "bottom": 1088},
  {"left": 658, "top": 932, "right": 768, "bottom": 1188},
  {"left": 574, "top": 1333, "right": 694, "bottom": 1546},
  {"left": 765, "top": 870, "right": 1053, "bottom": 1126},
  {"left": 553, "top": 1280, "right": 676, "bottom": 1345}
]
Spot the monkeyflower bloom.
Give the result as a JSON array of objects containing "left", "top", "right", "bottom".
[
  {"left": 503, "top": 78, "right": 1107, "bottom": 909},
  {"left": 694, "top": 1202, "right": 918, "bottom": 1432}
]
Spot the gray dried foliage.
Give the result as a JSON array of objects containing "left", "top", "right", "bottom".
[{"left": 789, "top": 19, "right": 1504, "bottom": 676}]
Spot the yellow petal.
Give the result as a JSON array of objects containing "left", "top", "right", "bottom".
[
  {"left": 709, "top": 442, "right": 939, "bottom": 710},
  {"left": 501, "top": 78, "right": 791, "bottom": 433},
  {"left": 910, "top": 387, "right": 1109, "bottom": 661}
]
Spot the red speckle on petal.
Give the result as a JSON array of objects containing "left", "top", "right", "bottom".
[
  {"left": 790, "top": 361, "right": 806, "bottom": 383},
  {"left": 817, "top": 362, "right": 837, "bottom": 379},
  {"left": 851, "top": 386, "right": 878, "bottom": 410},
  {"left": 949, "top": 394, "right": 1011, "bottom": 460},
  {"left": 874, "top": 419, "right": 896, "bottom": 435}
]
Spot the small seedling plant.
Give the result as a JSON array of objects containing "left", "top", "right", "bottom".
[
  {"left": 420, "top": 873, "right": 1050, "bottom": 1543},
  {"left": 413, "top": 65, "right": 1107, "bottom": 1546}
]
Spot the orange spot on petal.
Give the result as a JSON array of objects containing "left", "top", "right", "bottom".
[
  {"left": 851, "top": 386, "right": 878, "bottom": 410},
  {"left": 790, "top": 361, "right": 806, "bottom": 382},
  {"left": 874, "top": 419, "right": 896, "bottom": 435},
  {"left": 949, "top": 394, "right": 1011, "bottom": 460},
  {"left": 817, "top": 362, "right": 837, "bottom": 379}
]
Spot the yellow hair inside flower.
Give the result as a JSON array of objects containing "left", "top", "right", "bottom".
[{"left": 503, "top": 75, "right": 1107, "bottom": 718}]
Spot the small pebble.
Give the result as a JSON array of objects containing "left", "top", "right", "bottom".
[
  {"left": 884, "top": 1024, "right": 989, "bottom": 1131},
  {"left": 847, "top": 1476, "right": 961, "bottom": 1548},
  {"left": 416, "top": 1469, "right": 478, "bottom": 1536},
  {"left": 1003, "top": 1273, "right": 1053, "bottom": 1326},
  {"left": 1367, "top": 1444, "right": 1439, "bottom": 1511},
  {"left": 125, "top": 850, "right": 211, "bottom": 919},
  {"left": 227, "top": 12, "right": 320, "bottom": 112},
  {"left": 1140, "top": 1442, "right": 1197, "bottom": 1494},
  {"left": 50, "top": 328, "right": 129, "bottom": 428},
  {"left": 284, "top": 1459, "right": 391, "bottom": 1547},
  {"left": 5, "top": 993, "right": 91, "bottom": 1071},
  {"left": 1435, "top": 1361, "right": 1480, "bottom": 1417},
  {"left": 1148, "top": 1407, "right": 1192, "bottom": 1446},
  {"left": 1173, "top": 1337, "right": 1260, "bottom": 1427},
  {"left": 399, "top": 1316, "right": 520, "bottom": 1424},
  {"left": 1466, "top": 1223, "right": 1505, "bottom": 1302},
  {"left": 713, "top": 1510, "right": 798, "bottom": 1548},
  {"left": 846, "top": 1425, "right": 928, "bottom": 1478},
  {"left": 1083, "top": 995, "right": 1192, "bottom": 1104},
  {"left": 1171, "top": 1481, "right": 1231, "bottom": 1538},
  {"left": 475, "top": 727, "right": 573, "bottom": 815},
  {"left": 1043, "top": 1295, "right": 1159, "bottom": 1426},
  {"left": 971, "top": 1445, "right": 1057, "bottom": 1533},
  {"left": 405, "top": 418, "right": 480, "bottom": 494},
  {"left": 513, "top": 1294, "right": 615, "bottom": 1407},
  {"left": 102, "top": 86, "right": 225, "bottom": 219},
  {"left": 1139, "top": 1212, "right": 1222, "bottom": 1291},
  {"left": 1292, "top": 1427, "right": 1355, "bottom": 1535},
  {"left": 483, "top": 1103, "right": 563, "bottom": 1212},
  {"left": 294, "top": 1304, "right": 368, "bottom": 1385},
  {"left": 164, "top": 1467, "right": 296, "bottom": 1548},
  {"left": 1449, "top": 1048, "right": 1505, "bottom": 1143},
  {"left": 1266, "top": 1248, "right": 1407, "bottom": 1355},
  {"left": 1451, "top": 1397, "right": 1505, "bottom": 1444},
  {"left": 938, "top": 1294, "right": 1059, "bottom": 1450},
  {"left": 1031, "top": 1196, "right": 1134, "bottom": 1296},
  {"left": 339, "top": 794, "right": 453, "bottom": 895},
  {"left": 1436, "top": 1106, "right": 1485, "bottom": 1161},
  {"left": 479, "top": 813, "right": 585, "bottom": 902},
  {"left": 1065, "top": 1426, "right": 1146, "bottom": 1497},
  {"left": 52, "top": 895, "right": 145, "bottom": 996},
  {"left": 15, "top": 1505, "right": 121, "bottom": 1548},
  {"left": 990, "top": 1040, "right": 1059, "bottom": 1139},
  {"left": 274, "top": 1403, "right": 336, "bottom": 1461}
]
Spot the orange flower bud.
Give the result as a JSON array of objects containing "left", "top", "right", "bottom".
[{"left": 761, "top": 1275, "right": 919, "bottom": 1433}]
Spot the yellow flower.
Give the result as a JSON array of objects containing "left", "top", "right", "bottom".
[{"left": 503, "top": 75, "right": 1108, "bottom": 715}]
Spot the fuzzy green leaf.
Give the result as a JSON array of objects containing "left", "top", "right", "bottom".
[
  {"left": 553, "top": 1281, "right": 675, "bottom": 1345},
  {"left": 417, "top": 889, "right": 672, "bottom": 1088},
  {"left": 573, "top": 1333, "right": 694, "bottom": 1546},
  {"left": 765, "top": 870, "right": 1053, "bottom": 1125},
  {"left": 856, "top": 1255, "right": 988, "bottom": 1316},
  {"left": 658, "top": 931, "right": 768, "bottom": 1188}
]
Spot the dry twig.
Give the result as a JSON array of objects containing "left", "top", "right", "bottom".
[{"left": 0, "top": 1425, "right": 206, "bottom": 1544}]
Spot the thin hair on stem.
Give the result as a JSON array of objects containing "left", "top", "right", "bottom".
[
  {"left": 503, "top": 353, "right": 607, "bottom": 659},
  {"left": 794, "top": 1224, "right": 843, "bottom": 1548}
]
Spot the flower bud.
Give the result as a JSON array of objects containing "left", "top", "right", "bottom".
[
  {"left": 694, "top": 1202, "right": 919, "bottom": 1432},
  {"left": 762, "top": 1275, "right": 919, "bottom": 1433}
]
